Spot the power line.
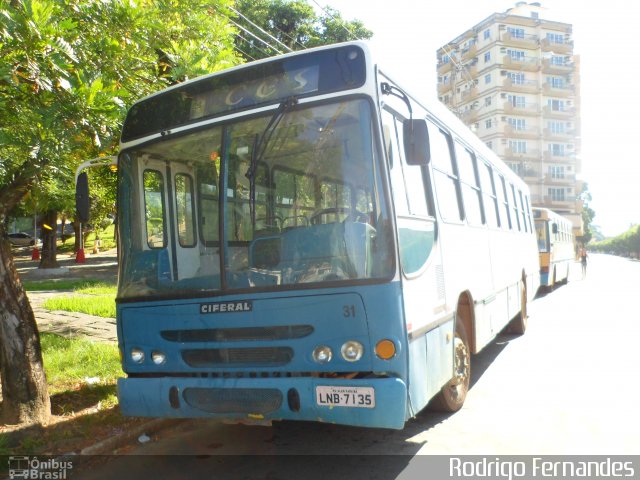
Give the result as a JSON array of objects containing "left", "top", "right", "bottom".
[
  {"left": 217, "top": 9, "right": 283, "bottom": 56},
  {"left": 236, "top": 32, "right": 273, "bottom": 59},
  {"left": 228, "top": 6, "right": 294, "bottom": 53},
  {"left": 309, "top": 0, "right": 358, "bottom": 41}
]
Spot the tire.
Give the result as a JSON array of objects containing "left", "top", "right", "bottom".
[
  {"left": 430, "top": 321, "right": 471, "bottom": 412},
  {"left": 507, "top": 281, "right": 528, "bottom": 335}
]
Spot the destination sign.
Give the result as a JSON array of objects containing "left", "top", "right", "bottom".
[{"left": 121, "top": 45, "right": 366, "bottom": 142}]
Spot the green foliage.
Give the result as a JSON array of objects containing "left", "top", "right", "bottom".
[
  {"left": 43, "top": 293, "right": 116, "bottom": 318},
  {"left": 234, "top": 0, "right": 372, "bottom": 61},
  {"left": 590, "top": 224, "right": 640, "bottom": 258}
]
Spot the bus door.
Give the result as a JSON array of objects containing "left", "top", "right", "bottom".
[
  {"left": 382, "top": 109, "right": 450, "bottom": 409},
  {"left": 140, "top": 159, "right": 200, "bottom": 281}
]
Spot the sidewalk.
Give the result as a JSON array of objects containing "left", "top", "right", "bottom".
[{"left": 14, "top": 247, "right": 119, "bottom": 343}]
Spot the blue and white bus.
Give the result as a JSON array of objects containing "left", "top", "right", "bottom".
[{"left": 82, "top": 42, "right": 539, "bottom": 429}]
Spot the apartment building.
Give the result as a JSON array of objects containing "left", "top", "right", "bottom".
[{"left": 436, "top": 2, "right": 583, "bottom": 234}]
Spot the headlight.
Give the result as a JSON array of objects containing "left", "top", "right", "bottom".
[
  {"left": 312, "top": 345, "right": 333, "bottom": 364},
  {"left": 151, "top": 350, "right": 166, "bottom": 365},
  {"left": 341, "top": 341, "right": 364, "bottom": 362},
  {"left": 375, "top": 339, "right": 397, "bottom": 360},
  {"left": 130, "top": 348, "right": 145, "bottom": 363}
]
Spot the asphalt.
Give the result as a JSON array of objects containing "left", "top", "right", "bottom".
[{"left": 13, "top": 246, "right": 119, "bottom": 343}]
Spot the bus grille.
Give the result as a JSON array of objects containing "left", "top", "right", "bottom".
[
  {"left": 182, "top": 347, "right": 294, "bottom": 367},
  {"left": 161, "top": 325, "right": 313, "bottom": 342},
  {"left": 183, "top": 387, "right": 283, "bottom": 414}
]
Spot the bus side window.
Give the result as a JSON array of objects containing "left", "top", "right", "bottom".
[
  {"left": 454, "top": 142, "right": 483, "bottom": 226},
  {"left": 143, "top": 169, "right": 166, "bottom": 249},
  {"left": 382, "top": 111, "right": 409, "bottom": 216},
  {"left": 498, "top": 175, "right": 512, "bottom": 230},
  {"left": 510, "top": 184, "right": 521, "bottom": 231},
  {"left": 478, "top": 160, "right": 499, "bottom": 228},
  {"left": 428, "top": 121, "right": 462, "bottom": 222},
  {"left": 393, "top": 116, "right": 429, "bottom": 217}
]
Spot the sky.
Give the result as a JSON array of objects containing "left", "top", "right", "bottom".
[{"left": 315, "top": 0, "right": 640, "bottom": 237}]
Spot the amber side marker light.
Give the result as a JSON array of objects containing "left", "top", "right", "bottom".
[{"left": 375, "top": 339, "right": 396, "bottom": 360}]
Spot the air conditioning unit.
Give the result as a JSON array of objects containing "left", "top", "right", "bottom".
[
  {"left": 501, "top": 139, "right": 508, "bottom": 144},
  {"left": 500, "top": 70, "right": 508, "bottom": 76},
  {"left": 501, "top": 93, "right": 507, "bottom": 98}
]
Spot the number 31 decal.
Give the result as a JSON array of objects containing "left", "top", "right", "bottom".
[{"left": 343, "top": 305, "right": 356, "bottom": 317}]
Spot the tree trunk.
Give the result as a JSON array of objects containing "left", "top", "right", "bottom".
[
  {"left": 0, "top": 233, "right": 51, "bottom": 425},
  {"left": 39, "top": 209, "right": 59, "bottom": 269}
]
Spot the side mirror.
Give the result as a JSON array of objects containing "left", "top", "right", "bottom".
[
  {"left": 403, "top": 119, "right": 430, "bottom": 165},
  {"left": 76, "top": 172, "right": 90, "bottom": 223},
  {"left": 551, "top": 223, "right": 558, "bottom": 234}
]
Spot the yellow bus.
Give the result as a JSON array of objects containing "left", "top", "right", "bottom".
[{"left": 533, "top": 208, "right": 574, "bottom": 290}]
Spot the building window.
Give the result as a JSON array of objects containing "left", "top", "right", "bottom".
[
  {"left": 548, "top": 99, "right": 565, "bottom": 111},
  {"left": 485, "top": 96, "right": 492, "bottom": 107},
  {"left": 507, "top": 27, "right": 525, "bottom": 39},
  {"left": 549, "top": 165, "right": 565, "bottom": 179},
  {"left": 508, "top": 118, "right": 526, "bottom": 130},
  {"left": 508, "top": 72, "right": 526, "bottom": 85},
  {"left": 550, "top": 55, "right": 565, "bottom": 66},
  {"left": 547, "top": 76, "right": 565, "bottom": 88},
  {"left": 546, "top": 33, "right": 564, "bottom": 44},
  {"left": 486, "top": 141, "right": 493, "bottom": 150},
  {"left": 485, "top": 73, "right": 492, "bottom": 84},
  {"left": 484, "top": 51, "right": 491, "bottom": 63},
  {"left": 508, "top": 95, "right": 526, "bottom": 108},
  {"left": 509, "top": 140, "right": 527, "bottom": 154},
  {"left": 442, "top": 55, "right": 450, "bottom": 64},
  {"left": 548, "top": 121, "right": 565, "bottom": 134},
  {"left": 484, "top": 29, "right": 491, "bottom": 40},
  {"left": 507, "top": 49, "right": 526, "bottom": 61},
  {"left": 549, "top": 143, "right": 565, "bottom": 156},
  {"left": 485, "top": 119, "right": 492, "bottom": 129},
  {"left": 548, "top": 187, "right": 566, "bottom": 201}
]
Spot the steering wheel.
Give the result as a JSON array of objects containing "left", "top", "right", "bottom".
[{"left": 309, "top": 207, "right": 369, "bottom": 225}]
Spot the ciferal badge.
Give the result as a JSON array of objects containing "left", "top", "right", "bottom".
[{"left": 200, "top": 300, "right": 253, "bottom": 314}]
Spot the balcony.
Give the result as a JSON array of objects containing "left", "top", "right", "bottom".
[
  {"left": 543, "top": 105, "right": 576, "bottom": 119},
  {"left": 503, "top": 147, "right": 541, "bottom": 161},
  {"left": 461, "top": 44, "right": 477, "bottom": 61},
  {"left": 541, "top": 38, "right": 573, "bottom": 54},
  {"left": 438, "top": 80, "right": 453, "bottom": 95},
  {"left": 461, "top": 86, "right": 479, "bottom": 100},
  {"left": 461, "top": 109, "right": 478, "bottom": 122},
  {"left": 541, "top": 58, "right": 573, "bottom": 75},
  {"left": 543, "top": 150, "right": 577, "bottom": 163},
  {"left": 501, "top": 56, "right": 540, "bottom": 72},
  {"left": 437, "top": 61, "right": 453, "bottom": 75},
  {"left": 542, "top": 82, "right": 574, "bottom": 97},
  {"left": 543, "top": 128, "right": 576, "bottom": 141},
  {"left": 502, "top": 77, "right": 539, "bottom": 94},
  {"left": 544, "top": 174, "right": 577, "bottom": 185},
  {"left": 504, "top": 125, "right": 541, "bottom": 139},
  {"left": 501, "top": 31, "right": 539, "bottom": 49},
  {"left": 503, "top": 101, "right": 540, "bottom": 116}
]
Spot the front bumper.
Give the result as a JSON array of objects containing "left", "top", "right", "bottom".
[{"left": 118, "top": 375, "right": 407, "bottom": 430}]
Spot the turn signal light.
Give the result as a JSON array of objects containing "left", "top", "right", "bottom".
[{"left": 375, "top": 339, "right": 396, "bottom": 360}]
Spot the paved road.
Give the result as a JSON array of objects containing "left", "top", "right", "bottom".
[{"left": 75, "top": 254, "right": 640, "bottom": 478}]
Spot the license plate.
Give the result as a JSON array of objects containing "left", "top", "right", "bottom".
[{"left": 315, "top": 386, "right": 375, "bottom": 408}]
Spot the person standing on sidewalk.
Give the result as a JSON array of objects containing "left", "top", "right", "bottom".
[{"left": 579, "top": 247, "right": 588, "bottom": 278}]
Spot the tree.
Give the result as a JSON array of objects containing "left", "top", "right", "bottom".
[
  {"left": 0, "top": 0, "right": 239, "bottom": 425},
  {"left": 577, "top": 182, "right": 595, "bottom": 245},
  {"left": 233, "top": 0, "right": 372, "bottom": 61}
]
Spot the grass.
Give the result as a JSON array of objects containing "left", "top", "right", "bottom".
[
  {"left": 41, "top": 283, "right": 117, "bottom": 318},
  {"left": 0, "top": 333, "right": 144, "bottom": 457},
  {"left": 23, "top": 279, "right": 112, "bottom": 291}
]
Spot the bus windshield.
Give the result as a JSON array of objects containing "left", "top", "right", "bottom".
[
  {"left": 117, "top": 98, "right": 394, "bottom": 300},
  {"left": 535, "top": 220, "right": 549, "bottom": 252}
]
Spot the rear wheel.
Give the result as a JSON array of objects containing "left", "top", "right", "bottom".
[
  {"left": 430, "top": 321, "right": 470, "bottom": 412},
  {"left": 507, "top": 280, "right": 528, "bottom": 335}
]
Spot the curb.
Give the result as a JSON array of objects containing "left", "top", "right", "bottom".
[{"left": 80, "top": 418, "right": 183, "bottom": 455}]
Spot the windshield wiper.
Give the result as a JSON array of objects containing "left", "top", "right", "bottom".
[{"left": 245, "top": 96, "right": 298, "bottom": 226}]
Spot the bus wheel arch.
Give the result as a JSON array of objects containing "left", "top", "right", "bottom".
[
  {"left": 429, "top": 292, "right": 473, "bottom": 412},
  {"left": 508, "top": 272, "right": 528, "bottom": 335}
]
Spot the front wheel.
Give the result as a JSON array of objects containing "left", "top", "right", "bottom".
[{"left": 430, "top": 321, "right": 471, "bottom": 412}]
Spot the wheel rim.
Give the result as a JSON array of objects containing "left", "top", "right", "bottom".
[{"left": 449, "top": 335, "right": 470, "bottom": 399}]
